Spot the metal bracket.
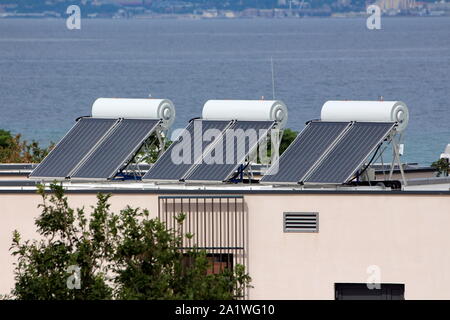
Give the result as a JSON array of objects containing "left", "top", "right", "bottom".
[{"left": 388, "top": 132, "right": 407, "bottom": 186}]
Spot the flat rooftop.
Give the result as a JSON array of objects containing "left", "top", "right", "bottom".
[{"left": 0, "top": 163, "right": 448, "bottom": 194}]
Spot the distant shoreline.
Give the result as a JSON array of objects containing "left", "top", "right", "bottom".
[{"left": 0, "top": 15, "right": 449, "bottom": 20}]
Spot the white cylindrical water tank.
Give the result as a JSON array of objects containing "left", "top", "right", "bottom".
[
  {"left": 91, "top": 98, "right": 176, "bottom": 129},
  {"left": 202, "top": 100, "right": 288, "bottom": 129},
  {"left": 320, "top": 100, "right": 409, "bottom": 132}
]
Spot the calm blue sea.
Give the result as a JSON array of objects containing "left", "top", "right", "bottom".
[{"left": 0, "top": 17, "right": 449, "bottom": 165}]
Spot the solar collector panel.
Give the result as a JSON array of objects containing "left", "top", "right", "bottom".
[
  {"left": 29, "top": 118, "right": 118, "bottom": 179},
  {"left": 70, "top": 119, "right": 160, "bottom": 180},
  {"left": 183, "top": 120, "right": 275, "bottom": 182},
  {"left": 304, "top": 122, "right": 395, "bottom": 184},
  {"left": 142, "top": 120, "right": 232, "bottom": 181},
  {"left": 260, "top": 121, "right": 351, "bottom": 184}
]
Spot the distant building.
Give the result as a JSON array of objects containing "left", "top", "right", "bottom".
[
  {"left": 221, "top": 10, "right": 236, "bottom": 18},
  {"left": 202, "top": 9, "right": 218, "bottom": 18},
  {"left": 107, "top": 0, "right": 146, "bottom": 5},
  {"left": 376, "top": 0, "right": 417, "bottom": 11}
]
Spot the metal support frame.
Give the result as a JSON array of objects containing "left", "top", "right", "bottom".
[
  {"left": 270, "top": 127, "right": 283, "bottom": 168},
  {"left": 115, "top": 124, "right": 168, "bottom": 181},
  {"left": 388, "top": 132, "right": 407, "bottom": 186},
  {"left": 356, "top": 129, "right": 407, "bottom": 187},
  {"left": 229, "top": 124, "right": 282, "bottom": 184},
  {"left": 156, "top": 129, "right": 167, "bottom": 156},
  {"left": 230, "top": 162, "right": 254, "bottom": 184}
]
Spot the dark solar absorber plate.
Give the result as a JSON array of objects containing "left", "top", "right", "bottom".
[
  {"left": 29, "top": 118, "right": 118, "bottom": 179},
  {"left": 184, "top": 120, "right": 275, "bottom": 182},
  {"left": 142, "top": 120, "right": 231, "bottom": 181},
  {"left": 304, "top": 122, "right": 395, "bottom": 184},
  {"left": 260, "top": 121, "right": 350, "bottom": 184},
  {"left": 70, "top": 119, "right": 160, "bottom": 180}
]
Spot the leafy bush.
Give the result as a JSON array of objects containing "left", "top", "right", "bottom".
[{"left": 431, "top": 158, "right": 449, "bottom": 177}]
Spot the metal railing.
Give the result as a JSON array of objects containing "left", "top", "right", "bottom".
[{"left": 158, "top": 195, "right": 247, "bottom": 274}]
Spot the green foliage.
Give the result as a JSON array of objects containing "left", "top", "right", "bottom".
[
  {"left": 0, "top": 129, "right": 12, "bottom": 149},
  {"left": 0, "top": 129, "right": 53, "bottom": 163},
  {"left": 11, "top": 184, "right": 113, "bottom": 299},
  {"left": 135, "top": 133, "right": 172, "bottom": 164},
  {"left": 10, "top": 183, "right": 251, "bottom": 300},
  {"left": 264, "top": 127, "right": 298, "bottom": 158},
  {"left": 112, "top": 209, "right": 250, "bottom": 300},
  {"left": 431, "top": 158, "right": 449, "bottom": 177}
]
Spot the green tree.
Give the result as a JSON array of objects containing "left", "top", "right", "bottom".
[
  {"left": 0, "top": 129, "right": 12, "bottom": 149},
  {"left": 259, "top": 128, "right": 298, "bottom": 163},
  {"left": 0, "top": 129, "right": 53, "bottom": 163},
  {"left": 431, "top": 158, "right": 449, "bottom": 177},
  {"left": 112, "top": 209, "right": 250, "bottom": 299},
  {"left": 279, "top": 128, "right": 298, "bottom": 155},
  {"left": 10, "top": 183, "right": 251, "bottom": 300},
  {"left": 135, "top": 132, "right": 172, "bottom": 164},
  {"left": 10, "top": 184, "right": 113, "bottom": 300}
]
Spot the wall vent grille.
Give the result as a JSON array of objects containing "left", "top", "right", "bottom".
[{"left": 284, "top": 212, "right": 318, "bottom": 233}]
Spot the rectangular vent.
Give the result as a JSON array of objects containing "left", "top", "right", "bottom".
[{"left": 283, "top": 212, "right": 318, "bottom": 233}]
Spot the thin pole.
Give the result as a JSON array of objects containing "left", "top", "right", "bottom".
[{"left": 271, "top": 57, "right": 276, "bottom": 100}]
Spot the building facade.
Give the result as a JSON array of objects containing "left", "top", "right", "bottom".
[{"left": 1, "top": 184, "right": 450, "bottom": 299}]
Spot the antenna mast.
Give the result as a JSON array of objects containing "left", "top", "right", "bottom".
[{"left": 271, "top": 57, "right": 276, "bottom": 100}]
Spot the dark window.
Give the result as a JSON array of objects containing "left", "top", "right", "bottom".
[
  {"left": 206, "top": 254, "right": 233, "bottom": 275},
  {"left": 335, "top": 283, "right": 405, "bottom": 300},
  {"left": 182, "top": 253, "right": 233, "bottom": 275}
]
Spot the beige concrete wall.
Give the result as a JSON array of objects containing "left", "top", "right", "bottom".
[
  {"left": 245, "top": 193, "right": 450, "bottom": 299},
  {"left": 0, "top": 194, "right": 42, "bottom": 296},
  {"left": 0, "top": 192, "right": 160, "bottom": 296},
  {"left": 1, "top": 191, "right": 450, "bottom": 299}
]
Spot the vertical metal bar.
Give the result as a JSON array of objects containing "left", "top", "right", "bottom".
[
  {"left": 234, "top": 197, "right": 238, "bottom": 297},
  {"left": 164, "top": 198, "right": 168, "bottom": 229},
  {"left": 392, "top": 136, "right": 407, "bottom": 186},
  {"left": 158, "top": 197, "right": 161, "bottom": 220},
  {"left": 241, "top": 199, "right": 244, "bottom": 267},
  {"left": 181, "top": 198, "right": 184, "bottom": 247},
  {"left": 389, "top": 136, "right": 396, "bottom": 180},
  {"left": 227, "top": 198, "right": 231, "bottom": 268},
  {"left": 219, "top": 198, "right": 222, "bottom": 271},
  {"left": 204, "top": 198, "right": 207, "bottom": 249},
  {"left": 243, "top": 199, "right": 246, "bottom": 266},
  {"left": 242, "top": 198, "right": 246, "bottom": 299},
  {"left": 211, "top": 198, "right": 214, "bottom": 256},
  {"left": 173, "top": 198, "right": 176, "bottom": 232},
  {"left": 188, "top": 198, "right": 191, "bottom": 248},
  {"left": 196, "top": 198, "right": 199, "bottom": 248},
  {"left": 234, "top": 197, "right": 237, "bottom": 269},
  {"left": 206, "top": 198, "right": 214, "bottom": 250}
]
